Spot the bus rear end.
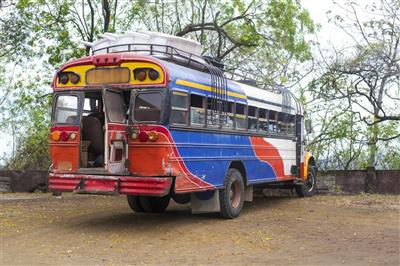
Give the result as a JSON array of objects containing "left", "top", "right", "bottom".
[{"left": 48, "top": 53, "right": 173, "bottom": 198}]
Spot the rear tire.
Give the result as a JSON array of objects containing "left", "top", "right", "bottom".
[
  {"left": 172, "top": 193, "right": 190, "bottom": 204},
  {"left": 127, "top": 195, "right": 144, "bottom": 212},
  {"left": 219, "top": 168, "right": 245, "bottom": 219},
  {"left": 139, "top": 195, "right": 171, "bottom": 213},
  {"left": 295, "top": 166, "right": 317, "bottom": 197}
]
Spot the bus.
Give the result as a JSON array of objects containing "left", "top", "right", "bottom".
[{"left": 48, "top": 32, "right": 317, "bottom": 219}]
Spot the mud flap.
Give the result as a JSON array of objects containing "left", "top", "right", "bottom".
[
  {"left": 245, "top": 185, "right": 253, "bottom": 202},
  {"left": 190, "top": 190, "right": 220, "bottom": 214}
]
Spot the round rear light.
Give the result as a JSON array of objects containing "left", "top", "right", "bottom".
[
  {"left": 60, "top": 131, "right": 69, "bottom": 141},
  {"left": 70, "top": 132, "right": 77, "bottom": 140},
  {"left": 69, "top": 73, "right": 80, "bottom": 84},
  {"left": 50, "top": 131, "right": 61, "bottom": 141},
  {"left": 148, "top": 131, "right": 158, "bottom": 142},
  {"left": 138, "top": 131, "right": 148, "bottom": 142},
  {"left": 148, "top": 69, "right": 159, "bottom": 80},
  {"left": 58, "top": 73, "right": 69, "bottom": 84},
  {"left": 135, "top": 69, "right": 147, "bottom": 81}
]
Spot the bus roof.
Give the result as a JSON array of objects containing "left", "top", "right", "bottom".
[{"left": 161, "top": 59, "right": 301, "bottom": 115}]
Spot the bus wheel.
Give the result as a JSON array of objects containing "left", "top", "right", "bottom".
[
  {"left": 295, "top": 166, "right": 317, "bottom": 197},
  {"left": 219, "top": 168, "right": 245, "bottom": 219},
  {"left": 139, "top": 195, "right": 171, "bottom": 213},
  {"left": 127, "top": 195, "right": 144, "bottom": 212},
  {"left": 172, "top": 193, "right": 190, "bottom": 204}
]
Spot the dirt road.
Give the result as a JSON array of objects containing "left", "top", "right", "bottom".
[{"left": 1, "top": 192, "right": 399, "bottom": 265}]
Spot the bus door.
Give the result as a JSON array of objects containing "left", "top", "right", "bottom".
[
  {"left": 103, "top": 88, "right": 129, "bottom": 174},
  {"left": 51, "top": 91, "right": 83, "bottom": 172}
]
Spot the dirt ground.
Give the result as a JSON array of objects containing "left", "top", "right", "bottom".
[{"left": 1, "top": 192, "right": 399, "bottom": 265}]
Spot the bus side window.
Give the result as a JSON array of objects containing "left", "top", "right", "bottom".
[
  {"left": 277, "top": 113, "right": 285, "bottom": 133},
  {"left": 248, "top": 106, "right": 258, "bottom": 131},
  {"left": 269, "top": 110, "right": 277, "bottom": 133},
  {"left": 258, "top": 108, "right": 268, "bottom": 133},
  {"left": 221, "top": 101, "right": 234, "bottom": 129},
  {"left": 235, "top": 103, "right": 246, "bottom": 130},
  {"left": 171, "top": 91, "right": 188, "bottom": 125},
  {"left": 206, "top": 98, "right": 219, "bottom": 128},
  {"left": 190, "top": 94, "right": 205, "bottom": 126},
  {"left": 288, "top": 114, "right": 295, "bottom": 135}
]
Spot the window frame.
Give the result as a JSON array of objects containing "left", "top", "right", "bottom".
[
  {"left": 103, "top": 89, "right": 128, "bottom": 123},
  {"left": 234, "top": 101, "right": 247, "bottom": 130},
  {"left": 131, "top": 90, "right": 163, "bottom": 124},
  {"left": 51, "top": 92, "right": 83, "bottom": 125},
  {"left": 247, "top": 105, "right": 258, "bottom": 131},
  {"left": 189, "top": 92, "right": 206, "bottom": 127},
  {"left": 170, "top": 90, "right": 189, "bottom": 125}
]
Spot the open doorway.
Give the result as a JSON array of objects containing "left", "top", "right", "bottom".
[
  {"left": 79, "top": 89, "right": 131, "bottom": 173},
  {"left": 80, "top": 91, "right": 105, "bottom": 168}
]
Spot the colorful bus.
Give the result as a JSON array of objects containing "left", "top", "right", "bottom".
[{"left": 48, "top": 32, "right": 316, "bottom": 218}]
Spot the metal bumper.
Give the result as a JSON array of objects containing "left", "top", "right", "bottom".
[{"left": 48, "top": 172, "right": 172, "bottom": 197}]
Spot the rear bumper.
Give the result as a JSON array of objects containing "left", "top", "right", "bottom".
[{"left": 48, "top": 172, "right": 172, "bottom": 197}]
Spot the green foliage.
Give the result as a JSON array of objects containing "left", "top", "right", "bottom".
[
  {"left": 306, "top": 0, "right": 400, "bottom": 170},
  {"left": 0, "top": 0, "right": 317, "bottom": 170}
]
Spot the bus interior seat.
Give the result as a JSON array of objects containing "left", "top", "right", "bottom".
[{"left": 81, "top": 116, "right": 104, "bottom": 163}]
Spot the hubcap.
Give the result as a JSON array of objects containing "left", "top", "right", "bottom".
[
  {"left": 229, "top": 181, "right": 241, "bottom": 208},
  {"left": 306, "top": 172, "right": 314, "bottom": 192}
]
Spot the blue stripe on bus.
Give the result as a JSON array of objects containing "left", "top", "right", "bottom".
[{"left": 169, "top": 128, "right": 277, "bottom": 187}]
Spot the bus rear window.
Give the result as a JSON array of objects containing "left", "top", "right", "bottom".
[
  {"left": 134, "top": 93, "right": 161, "bottom": 122},
  {"left": 54, "top": 95, "right": 79, "bottom": 124}
]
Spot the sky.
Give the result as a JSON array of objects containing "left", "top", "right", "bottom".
[{"left": 0, "top": 0, "right": 364, "bottom": 162}]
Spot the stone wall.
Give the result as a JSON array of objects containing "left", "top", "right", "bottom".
[
  {"left": 0, "top": 169, "right": 399, "bottom": 194},
  {"left": 318, "top": 169, "right": 399, "bottom": 194},
  {"left": 0, "top": 170, "right": 48, "bottom": 192}
]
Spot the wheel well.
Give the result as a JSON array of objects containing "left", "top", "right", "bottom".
[
  {"left": 308, "top": 157, "right": 316, "bottom": 167},
  {"left": 229, "top": 161, "right": 247, "bottom": 186}
]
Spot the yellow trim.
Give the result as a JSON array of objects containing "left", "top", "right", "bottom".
[
  {"left": 176, "top": 79, "right": 247, "bottom": 100},
  {"left": 55, "top": 62, "right": 165, "bottom": 87},
  {"left": 304, "top": 152, "right": 313, "bottom": 179},
  {"left": 172, "top": 91, "right": 188, "bottom": 97}
]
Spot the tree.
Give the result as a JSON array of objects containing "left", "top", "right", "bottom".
[
  {"left": 0, "top": 0, "right": 316, "bottom": 170},
  {"left": 308, "top": 0, "right": 400, "bottom": 169}
]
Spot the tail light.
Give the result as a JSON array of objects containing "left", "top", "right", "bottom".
[
  {"left": 50, "top": 131, "right": 72, "bottom": 141},
  {"left": 60, "top": 131, "right": 69, "bottom": 141},
  {"left": 70, "top": 132, "right": 77, "bottom": 140},
  {"left": 138, "top": 131, "right": 149, "bottom": 142},
  {"left": 50, "top": 131, "right": 61, "bottom": 141},
  {"left": 148, "top": 131, "right": 158, "bottom": 142}
]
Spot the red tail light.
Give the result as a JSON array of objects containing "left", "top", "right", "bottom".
[
  {"left": 60, "top": 131, "right": 69, "bottom": 141},
  {"left": 138, "top": 131, "right": 148, "bottom": 142}
]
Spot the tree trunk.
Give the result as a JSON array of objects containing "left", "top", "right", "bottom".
[{"left": 367, "top": 117, "right": 379, "bottom": 168}]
